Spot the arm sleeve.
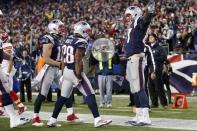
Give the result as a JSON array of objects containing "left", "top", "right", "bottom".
[
  {"left": 154, "top": 46, "right": 167, "bottom": 63},
  {"left": 139, "top": 13, "right": 155, "bottom": 29},
  {"left": 145, "top": 44, "right": 156, "bottom": 72},
  {"left": 77, "top": 42, "right": 87, "bottom": 49},
  {"left": 139, "top": 0, "right": 155, "bottom": 29},
  {"left": 39, "top": 35, "right": 54, "bottom": 45}
]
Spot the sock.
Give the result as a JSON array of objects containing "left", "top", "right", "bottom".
[
  {"left": 9, "top": 91, "right": 25, "bottom": 108},
  {"left": 34, "top": 93, "right": 45, "bottom": 114},
  {"left": 94, "top": 116, "right": 101, "bottom": 124},
  {"left": 34, "top": 113, "right": 39, "bottom": 118},
  {"left": 137, "top": 89, "right": 149, "bottom": 108},
  {"left": 52, "top": 96, "right": 68, "bottom": 119},
  {"left": 85, "top": 94, "right": 100, "bottom": 118},
  {"left": 65, "top": 96, "right": 72, "bottom": 108},
  {"left": 67, "top": 108, "right": 73, "bottom": 115},
  {"left": 9, "top": 91, "right": 20, "bottom": 104},
  {"left": 133, "top": 93, "right": 141, "bottom": 108}
]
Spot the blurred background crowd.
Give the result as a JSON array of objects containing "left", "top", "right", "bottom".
[
  {"left": 0, "top": 0, "right": 197, "bottom": 104},
  {"left": 0, "top": 0, "right": 196, "bottom": 55}
]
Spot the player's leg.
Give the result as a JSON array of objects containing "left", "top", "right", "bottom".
[
  {"left": 0, "top": 74, "right": 30, "bottom": 128},
  {"left": 54, "top": 70, "right": 79, "bottom": 122},
  {"left": 98, "top": 75, "right": 105, "bottom": 107},
  {"left": 134, "top": 57, "right": 150, "bottom": 126},
  {"left": 47, "top": 79, "right": 73, "bottom": 127},
  {"left": 106, "top": 75, "right": 113, "bottom": 108},
  {"left": 48, "top": 67, "right": 76, "bottom": 127},
  {"left": 19, "top": 80, "right": 25, "bottom": 102},
  {"left": 9, "top": 90, "right": 26, "bottom": 114},
  {"left": 33, "top": 67, "right": 56, "bottom": 126},
  {"left": 1, "top": 68, "right": 27, "bottom": 115},
  {"left": 78, "top": 72, "right": 112, "bottom": 127},
  {"left": 11, "top": 76, "right": 27, "bottom": 113},
  {"left": 126, "top": 57, "right": 150, "bottom": 126},
  {"left": 25, "top": 77, "right": 32, "bottom": 102}
]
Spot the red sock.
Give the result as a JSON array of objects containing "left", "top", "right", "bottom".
[{"left": 9, "top": 91, "right": 20, "bottom": 105}]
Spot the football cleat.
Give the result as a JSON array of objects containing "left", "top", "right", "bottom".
[
  {"left": 94, "top": 119, "right": 112, "bottom": 128},
  {"left": 67, "top": 113, "right": 82, "bottom": 122},
  {"left": 32, "top": 116, "right": 44, "bottom": 127},
  {"left": 131, "top": 121, "right": 151, "bottom": 127},
  {"left": 107, "top": 104, "right": 112, "bottom": 108},
  {"left": 99, "top": 104, "right": 104, "bottom": 108},
  {"left": 47, "top": 118, "right": 61, "bottom": 127}
]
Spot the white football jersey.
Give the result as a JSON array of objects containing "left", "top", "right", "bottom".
[{"left": 1, "top": 42, "right": 13, "bottom": 72}]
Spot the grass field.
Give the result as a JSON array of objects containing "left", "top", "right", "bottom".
[{"left": 0, "top": 94, "right": 197, "bottom": 131}]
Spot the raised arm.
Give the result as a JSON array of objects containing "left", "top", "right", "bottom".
[{"left": 139, "top": 0, "right": 155, "bottom": 28}]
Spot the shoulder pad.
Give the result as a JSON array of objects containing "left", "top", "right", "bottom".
[
  {"left": 76, "top": 38, "right": 87, "bottom": 49},
  {"left": 40, "top": 34, "right": 55, "bottom": 45}
]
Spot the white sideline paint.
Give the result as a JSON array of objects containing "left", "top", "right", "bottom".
[{"left": 2, "top": 111, "right": 197, "bottom": 130}]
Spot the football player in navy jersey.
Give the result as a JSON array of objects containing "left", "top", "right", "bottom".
[
  {"left": 32, "top": 19, "right": 66, "bottom": 126},
  {"left": 124, "top": 0, "right": 155, "bottom": 126},
  {"left": 47, "top": 21, "right": 112, "bottom": 128}
]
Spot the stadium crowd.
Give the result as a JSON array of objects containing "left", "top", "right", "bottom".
[{"left": 0, "top": 0, "right": 197, "bottom": 55}]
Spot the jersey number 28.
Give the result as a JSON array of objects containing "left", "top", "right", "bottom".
[{"left": 62, "top": 45, "right": 74, "bottom": 63}]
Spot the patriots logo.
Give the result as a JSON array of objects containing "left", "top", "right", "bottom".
[{"left": 168, "top": 54, "right": 197, "bottom": 94}]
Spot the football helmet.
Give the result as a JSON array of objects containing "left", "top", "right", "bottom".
[
  {"left": 48, "top": 19, "right": 65, "bottom": 36},
  {"left": 124, "top": 6, "right": 142, "bottom": 27},
  {"left": 73, "top": 21, "right": 92, "bottom": 40}
]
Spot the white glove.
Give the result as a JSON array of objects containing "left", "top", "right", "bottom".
[{"left": 147, "top": 0, "right": 155, "bottom": 13}]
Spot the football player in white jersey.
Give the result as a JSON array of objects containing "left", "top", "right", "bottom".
[{"left": 0, "top": 9, "right": 30, "bottom": 128}]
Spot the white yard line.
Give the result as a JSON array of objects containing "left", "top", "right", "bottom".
[{"left": 2, "top": 111, "right": 197, "bottom": 130}]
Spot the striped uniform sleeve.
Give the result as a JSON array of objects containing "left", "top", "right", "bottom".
[
  {"left": 145, "top": 44, "right": 156, "bottom": 72},
  {"left": 39, "top": 34, "right": 55, "bottom": 45},
  {"left": 76, "top": 38, "right": 87, "bottom": 49}
]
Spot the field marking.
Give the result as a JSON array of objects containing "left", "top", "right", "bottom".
[{"left": 1, "top": 111, "right": 197, "bottom": 130}]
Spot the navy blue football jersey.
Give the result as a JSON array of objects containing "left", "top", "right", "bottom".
[
  {"left": 124, "top": 13, "right": 154, "bottom": 57},
  {"left": 39, "top": 34, "right": 62, "bottom": 61},
  {"left": 62, "top": 35, "right": 87, "bottom": 70}
]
